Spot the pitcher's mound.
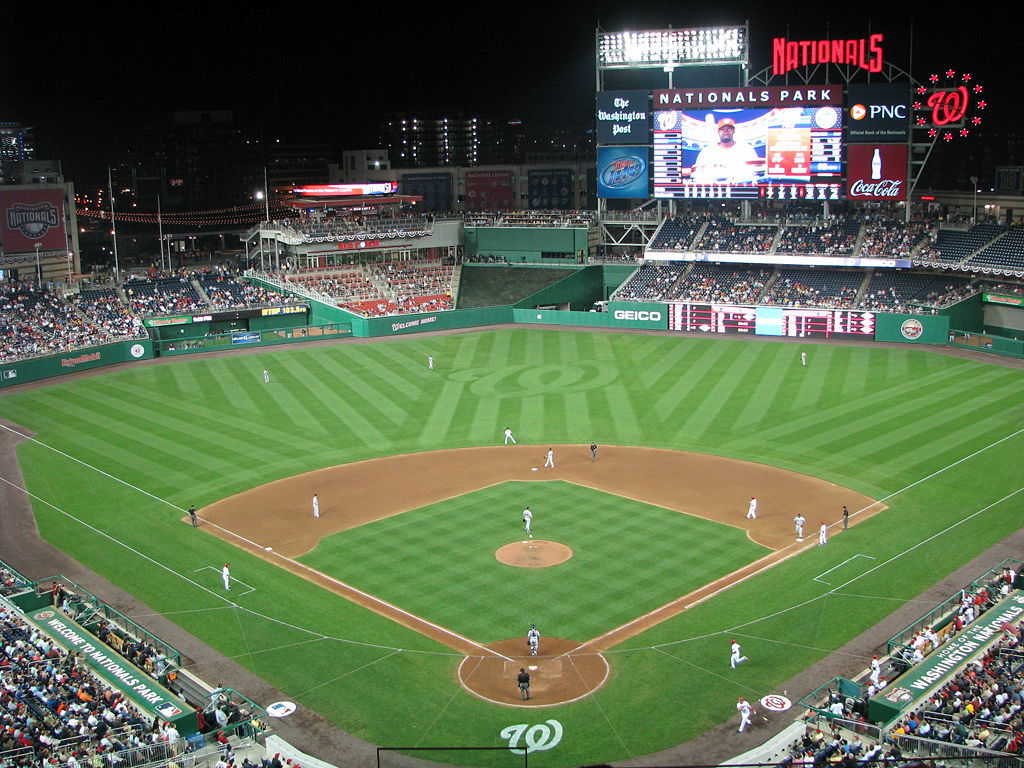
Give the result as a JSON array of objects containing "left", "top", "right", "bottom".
[
  {"left": 496, "top": 540, "right": 572, "bottom": 567},
  {"left": 457, "top": 637, "right": 609, "bottom": 707}
]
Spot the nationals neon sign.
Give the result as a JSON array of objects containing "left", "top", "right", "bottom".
[
  {"left": 913, "top": 70, "right": 986, "bottom": 141},
  {"left": 772, "top": 34, "right": 883, "bottom": 76}
]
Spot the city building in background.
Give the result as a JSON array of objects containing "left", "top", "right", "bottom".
[{"left": 0, "top": 122, "right": 35, "bottom": 185}]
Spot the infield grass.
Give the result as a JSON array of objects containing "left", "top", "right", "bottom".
[{"left": 0, "top": 329, "right": 1022, "bottom": 767}]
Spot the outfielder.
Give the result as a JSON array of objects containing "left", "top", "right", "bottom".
[
  {"left": 427, "top": 355, "right": 434, "bottom": 370},
  {"left": 746, "top": 497, "right": 758, "bottom": 519},
  {"left": 262, "top": 370, "right": 270, "bottom": 383},
  {"left": 522, "top": 507, "right": 533, "bottom": 534},
  {"left": 503, "top": 427, "right": 516, "bottom": 445},
  {"left": 543, "top": 449, "right": 555, "bottom": 468}
]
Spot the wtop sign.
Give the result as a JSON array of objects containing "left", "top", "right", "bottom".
[
  {"left": 596, "top": 91, "right": 650, "bottom": 145},
  {"left": 846, "top": 83, "right": 909, "bottom": 143}
]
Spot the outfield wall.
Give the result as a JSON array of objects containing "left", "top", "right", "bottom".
[{"left": 0, "top": 339, "right": 152, "bottom": 388}]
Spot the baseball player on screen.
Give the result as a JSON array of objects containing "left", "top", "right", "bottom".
[{"left": 691, "top": 118, "right": 763, "bottom": 185}]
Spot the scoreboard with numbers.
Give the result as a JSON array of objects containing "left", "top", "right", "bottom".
[{"left": 668, "top": 303, "right": 875, "bottom": 338}]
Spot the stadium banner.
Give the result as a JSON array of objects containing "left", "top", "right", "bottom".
[
  {"left": 596, "top": 90, "right": 650, "bottom": 145},
  {"left": 365, "top": 306, "right": 511, "bottom": 337},
  {"left": 845, "top": 83, "right": 910, "bottom": 143},
  {"left": 399, "top": 172, "right": 453, "bottom": 211},
  {"left": 0, "top": 339, "right": 152, "bottom": 388},
  {"left": 464, "top": 170, "right": 515, "bottom": 211},
  {"left": 24, "top": 605, "right": 194, "bottom": 730},
  {"left": 846, "top": 144, "right": 907, "bottom": 201},
  {"left": 982, "top": 292, "right": 1024, "bottom": 307},
  {"left": 872, "top": 313, "right": 949, "bottom": 344},
  {"left": 597, "top": 147, "right": 650, "bottom": 199},
  {"left": 0, "top": 187, "right": 68, "bottom": 254},
  {"left": 527, "top": 169, "right": 574, "bottom": 210}
]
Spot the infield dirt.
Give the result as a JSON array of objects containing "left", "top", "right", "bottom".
[{"left": 199, "top": 444, "right": 880, "bottom": 705}]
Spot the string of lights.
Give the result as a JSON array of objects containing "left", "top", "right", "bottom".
[{"left": 75, "top": 206, "right": 295, "bottom": 225}]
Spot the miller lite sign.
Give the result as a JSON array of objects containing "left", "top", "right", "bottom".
[{"left": 846, "top": 145, "right": 907, "bottom": 201}]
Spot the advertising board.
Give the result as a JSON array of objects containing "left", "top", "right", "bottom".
[
  {"left": 596, "top": 90, "right": 650, "bottom": 145},
  {"left": 846, "top": 83, "right": 910, "bottom": 143},
  {"left": 597, "top": 147, "right": 650, "bottom": 199},
  {"left": 465, "top": 170, "right": 515, "bottom": 211},
  {"left": 668, "top": 302, "right": 875, "bottom": 338},
  {"left": 846, "top": 144, "right": 908, "bottom": 201},
  {"left": 527, "top": 169, "right": 574, "bottom": 209},
  {"left": 0, "top": 188, "right": 68, "bottom": 253}
]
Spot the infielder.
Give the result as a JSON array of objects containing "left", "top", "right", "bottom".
[
  {"left": 313, "top": 493, "right": 320, "bottom": 518},
  {"left": 221, "top": 564, "right": 231, "bottom": 591},
  {"left": 818, "top": 521, "right": 829, "bottom": 546},
  {"left": 736, "top": 697, "right": 755, "bottom": 732},
  {"left": 590, "top": 442, "right": 598, "bottom": 461},
  {"left": 543, "top": 449, "right": 555, "bottom": 468},
  {"left": 522, "top": 507, "right": 533, "bottom": 534},
  {"left": 794, "top": 513, "right": 806, "bottom": 541},
  {"left": 729, "top": 639, "right": 748, "bottom": 668},
  {"left": 503, "top": 427, "right": 516, "bottom": 445},
  {"left": 527, "top": 624, "right": 540, "bottom": 655},
  {"left": 263, "top": 369, "right": 270, "bottom": 383},
  {"left": 746, "top": 497, "right": 758, "bottom": 519}
]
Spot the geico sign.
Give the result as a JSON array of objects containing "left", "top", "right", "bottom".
[{"left": 613, "top": 310, "right": 662, "bottom": 321}]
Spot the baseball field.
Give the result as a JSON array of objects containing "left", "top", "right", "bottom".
[{"left": 1, "top": 327, "right": 1022, "bottom": 767}]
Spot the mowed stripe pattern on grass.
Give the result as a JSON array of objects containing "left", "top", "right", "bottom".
[{"left": 299, "top": 480, "right": 769, "bottom": 643}]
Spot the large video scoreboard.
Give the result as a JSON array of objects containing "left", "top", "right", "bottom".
[
  {"left": 651, "top": 86, "right": 845, "bottom": 200},
  {"left": 668, "top": 302, "right": 875, "bottom": 338}
]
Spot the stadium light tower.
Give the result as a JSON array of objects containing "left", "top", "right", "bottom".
[{"left": 596, "top": 25, "right": 749, "bottom": 90}]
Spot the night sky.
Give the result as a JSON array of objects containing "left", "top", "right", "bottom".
[{"left": 2, "top": 3, "right": 1013, "bottom": 186}]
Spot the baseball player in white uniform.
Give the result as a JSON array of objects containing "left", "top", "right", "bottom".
[
  {"left": 221, "top": 564, "right": 231, "bottom": 591},
  {"left": 503, "top": 427, "right": 516, "bottom": 445},
  {"left": 527, "top": 625, "right": 540, "bottom": 655},
  {"left": 730, "top": 639, "right": 748, "bottom": 668},
  {"left": 263, "top": 370, "right": 270, "bottom": 383},
  {"left": 801, "top": 352, "right": 807, "bottom": 367},
  {"left": 746, "top": 497, "right": 758, "bottom": 519},
  {"left": 794, "top": 513, "right": 806, "bottom": 541},
  {"left": 544, "top": 449, "right": 555, "bottom": 468},
  {"left": 313, "top": 494, "right": 320, "bottom": 518},
  {"left": 736, "top": 697, "right": 754, "bottom": 732},
  {"left": 522, "top": 507, "right": 533, "bottom": 534},
  {"left": 819, "top": 521, "right": 829, "bottom": 546},
  {"left": 869, "top": 655, "right": 881, "bottom": 686}
]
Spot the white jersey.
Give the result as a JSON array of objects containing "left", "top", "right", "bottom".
[{"left": 692, "top": 141, "right": 762, "bottom": 184}]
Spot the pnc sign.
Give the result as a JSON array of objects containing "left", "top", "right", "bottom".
[{"left": 772, "top": 34, "right": 884, "bottom": 77}]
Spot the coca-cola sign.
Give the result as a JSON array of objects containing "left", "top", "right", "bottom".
[{"left": 846, "top": 145, "right": 907, "bottom": 201}]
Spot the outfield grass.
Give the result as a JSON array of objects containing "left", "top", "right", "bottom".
[
  {"left": 300, "top": 480, "right": 769, "bottom": 642},
  {"left": 1, "top": 329, "right": 1022, "bottom": 767}
]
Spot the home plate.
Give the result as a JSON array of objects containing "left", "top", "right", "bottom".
[{"left": 531, "top": 468, "right": 538, "bottom": 471}]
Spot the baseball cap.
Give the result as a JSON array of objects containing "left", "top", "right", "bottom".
[{"left": 717, "top": 118, "right": 737, "bottom": 127}]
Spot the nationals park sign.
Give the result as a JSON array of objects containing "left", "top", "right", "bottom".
[{"left": 26, "top": 605, "right": 194, "bottom": 730}]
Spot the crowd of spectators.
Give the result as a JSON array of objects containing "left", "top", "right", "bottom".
[
  {"left": 775, "top": 222, "right": 858, "bottom": 255},
  {"left": 860, "top": 220, "right": 934, "bottom": 258},
  {"left": 123, "top": 277, "right": 206, "bottom": 317},
  {"left": 613, "top": 265, "right": 685, "bottom": 301},
  {"left": 666, "top": 264, "right": 772, "bottom": 304},
  {"left": 696, "top": 218, "right": 778, "bottom": 253},
  {"left": 0, "top": 283, "right": 145, "bottom": 362},
  {"left": 0, "top": 602, "right": 186, "bottom": 768},
  {"left": 761, "top": 270, "right": 863, "bottom": 308},
  {"left": 277, "top": 214, "right": 434, "bottom": 242}
]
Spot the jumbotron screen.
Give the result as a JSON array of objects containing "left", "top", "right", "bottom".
[
  {"left": 668, "top": 303, "right": 875, "bottom": 338},
  {"left": 653, "top": 106, "right": 844, "bottom": 200}
]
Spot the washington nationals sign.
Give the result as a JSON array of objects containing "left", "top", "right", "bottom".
[{"left": 500, "top": 720, "right": 564, "bottom": 754}]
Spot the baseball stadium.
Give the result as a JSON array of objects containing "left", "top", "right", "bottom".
[{"left": 1, "top": 21, "right": 1024, "bottom": 768}]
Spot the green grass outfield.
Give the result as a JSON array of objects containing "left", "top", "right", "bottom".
[{"left": 1, "top": 328, "right": 1022, "bottom": 767}]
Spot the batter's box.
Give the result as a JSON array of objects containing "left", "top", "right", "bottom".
[{"left": 812, "top": 554, "right": 876, "bottom": 585}]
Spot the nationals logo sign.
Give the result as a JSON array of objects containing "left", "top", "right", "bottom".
[
  {"left": 846, "top": 145, "right": 907, "bottom": 201},
  {"left": 0, "top": 188, "right": 68, "bottom": 253}
]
